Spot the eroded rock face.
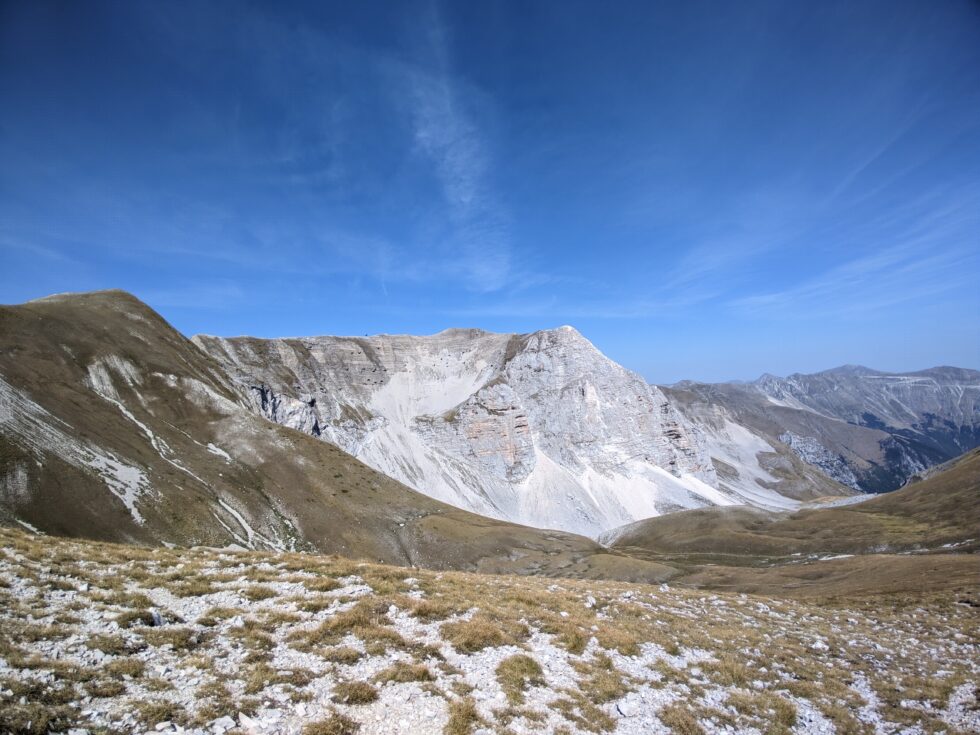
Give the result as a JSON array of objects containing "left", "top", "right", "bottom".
[
  {"left": 501, "top": 327, "right": 712, "bottom": 480},
  {"left": 415, "top": 380, "right": 535, "bottom": 484},
  {"left": 195, "top": 326, "right": 730, "bottom": 537},
  {"left": 779, "top": 432, "right": 861, "bottom": 490}
]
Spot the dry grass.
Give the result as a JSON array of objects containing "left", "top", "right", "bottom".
[
  {"left": 572, "top": 654, "right": 631, "bottom": 704},
  {"left": 332, "top": 680, "right": 379, "bottom": 704},
  {"left": 496, "top": 654, "right": 545, "bottom": 705},
  {"left": 726, "top": 691, "right": 797, "bottom": 734},
  {"left": 0, "top": 702, "right": 80, "bottom": 734},
  {"left": 1, "top": 526, "right": 976, "bottom": 735},
  {"left": 171, "top": 578, "right": 217, "bottom": 597},
  {"left": 104, "top": 656, "right": 145, "bottom": 678},
  {"left": 242, "top": 585, "right": 277, "bottom": 601},
  {"left": 444, "top": 697, "right": 483, "bottom": 735},
  {"left": 134, "top": 699, "right": 186, "bottom": 727},
  {"left": 319, "top": 646, "right": 363, "bottom": 664},
  {"left": 141, "top": 626, "right": 202, "bottom": 651},
  {"left": 85, "top": 633, "right": 142, "bottom": 655},
  {"left": 410, "top": 599, "right": 456, "bottom": 621},
  {"left": 704, "top": 653, "right": 750, "bottom": 687},
  {"left": 84, "top": 678, "right": 127, "bottom": 698},
  {"left": 658, "top": 704, "right": 705, "bottom": 735},
  {"left": 302, "top": 711, "right": 360, "bottom": 735},
  {"left": 549, "top": 693, "right": 616, "bottom": 733},
  {"left": 373, "top": 661, "right": 435, "bottom": 684},
  {"left": 440, "top": 613, "right": 528, "bottom": 653},
  {"left": 304, "top": 576, "right": 340, "bottom": 593}
]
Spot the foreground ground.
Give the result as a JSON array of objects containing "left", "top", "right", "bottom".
[{"left": 1, "top": 528, "right": 977, "bottom": 735}]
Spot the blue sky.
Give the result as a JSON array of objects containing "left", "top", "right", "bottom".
[{"left": 2, "top": 1, "right": 978, "bottom": 383}]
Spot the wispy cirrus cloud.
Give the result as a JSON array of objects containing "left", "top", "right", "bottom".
[
  {"left": 731, "top": 192, "right": 980, "bottom": 318},
  {"left": 391, "top": 4, "right": 513, "bottom": 293}
]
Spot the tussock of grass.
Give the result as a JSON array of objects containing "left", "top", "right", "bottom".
[
  {"left": 302, "top": 711, "right": 360, "bottom": 735},
  {"left": 104, "top": 657, "right": 145, "bottom": 678},
  {"left": 373, "top": 661, "right": 434, "bottom": 684},
  {"left": 294, "top": 595, "right": 335, "bottom": 613},
  {"left": 96, "top": 590, "right": 154, "bottom": 608},
  {"left": 135, "top": 699, "right": 185, "bottom": 727},
  {"left": 228, "top": 620, "right": 275, "bottom": 652},
  {"left": 197, "top": 605, "right": 242, "bottom": 626},
  {"left": 594, "top": 625, "right": 640, "bottom": 656},
  {"left": 496, "top": 654, "right": 544, "bottom": 705},
  {"left": 242, "top": 585, "right": 277, "bottom": 601},
  {"left": 572, "top": 654, "right": 630, "bottom": 704},
  {"left": 440, "top": 613, "right": 528, "bottom": 653},
  {"left": 16, "top": 623, "right": 71, "bottom": 643},
  {"left": 85, "top": 633, "right": 142, "bottom": 655},
  {"left": 243, "top": 664, "right": 315, "bottom": 694},
  {"left": 319, "top": 646, "right": 363, "bottom": 664},
  {"left": 84, "top": 678, "right": 126, "bottom": 698},
  {"left": 288, "top": 598, "right": 414, "bottom": 656},
  {"left": 0, "top": 702, "right": 79, "bottom": 734},
  {"left": 704, "top": 653, "right": 749, "bottom": 687},
  {"left": 304, "top": 576, "right": 340, "bottom": 593},
  {"left": 658, "top": 704, "right": 705, "bottom": 735},
  {"left": 727, "top": 691, "right": 797, "bottom": 732},
  {"left": 410, "top": 599, "right": 455, "bottom": 621},
  {"left": 549, "top": 693, "right": 616, "bottom": 733},
  {"left": 196, "top": 680, "right": 230, "bottom": 700},
  {"left": 262, "top": 609, "right": 302, "bottom": 625},
  {"left": 141, "top": 626, "right": 202, "bottom": 651},
  {"left": 114, "top": 609, "right": 156, "bottom": 627},
  {"left": 171, "top": 578, "right": 217, "bottom": 597},
  {"left": 332, "top": 680, "right": 379, "bottom": 704},
  {"left": 444, "top": 697, "right": 482, "bottom": 735},
  {"left": 143, "top": 676, "right": 175, "bottom": 692}
]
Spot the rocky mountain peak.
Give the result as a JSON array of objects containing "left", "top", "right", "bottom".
[{"left": 196, "top": 323, "right": 739, "bottom": 537}]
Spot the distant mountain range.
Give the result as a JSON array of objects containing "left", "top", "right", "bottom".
[
  {"left": 1, "top": 290, "right": 977, "bottom": 552},
  {"left": 669, "top": 364, "right": 979, "bottom": 494}
]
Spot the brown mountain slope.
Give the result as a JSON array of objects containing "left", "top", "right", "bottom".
[
  {"left": 607, "top": 447, "right": 980, "bottom": 561},
  {"left": 0, "top": 290, "right": 671, "bottom": 582},
  {"left": 604, "top": 448, "right": 979, "bottom": 597}
]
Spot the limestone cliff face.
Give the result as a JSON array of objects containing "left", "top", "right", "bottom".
[
  {"left": 194, "top": 326, "right": 769, "bottom": 537},
  {"left": 500, "top": 327, "right": 712, "bottom": 480},
  {"left": 415, "top": 380, "right": 535, "bottom": 484}
]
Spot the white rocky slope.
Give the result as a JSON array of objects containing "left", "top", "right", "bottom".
[
  {"left": 4, "top": 528, "right": 978, "bottom": 735},
  {"left": 195, "top": 327, "right": 808, "bottom": 537}
]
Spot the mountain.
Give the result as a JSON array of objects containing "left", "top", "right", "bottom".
[
  {"left": 667, "top": 365, "right": 980, "bottom": 494},
  {"left": 0, "top": 290, "right": 672, "bottom": 582},
  {"left": 194, "top": 326, "right": 832, "bottom": 538},
  {"left": 3, "top": 289, "right": 973, "bottom": 551}
]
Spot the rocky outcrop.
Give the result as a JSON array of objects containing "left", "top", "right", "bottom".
[{"left": 779, "top": 432, "right": 861, "bottom": 490}]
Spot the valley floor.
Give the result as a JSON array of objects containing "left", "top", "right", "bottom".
[{"left": 0, "top": 528, "right": 977, "bottom": 735}]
